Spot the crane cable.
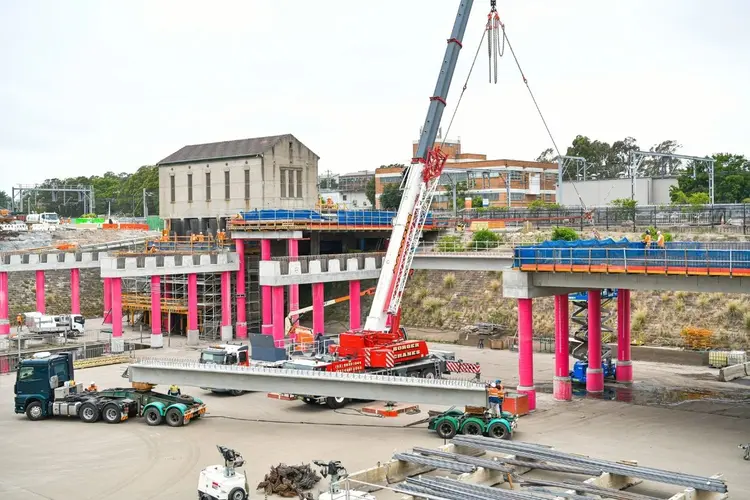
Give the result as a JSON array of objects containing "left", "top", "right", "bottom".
[{"left": 494, "top": 11, "right": 599, "bottom": 237}]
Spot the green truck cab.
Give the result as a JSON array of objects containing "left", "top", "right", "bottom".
[{"left": 14, "top": 352, "right": 206, "bottom": 427}]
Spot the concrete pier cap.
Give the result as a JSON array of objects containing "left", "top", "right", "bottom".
[{"left": 502, "top": 270, "right": 582, "bottom": 298}]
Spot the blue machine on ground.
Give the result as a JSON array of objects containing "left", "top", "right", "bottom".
[{"left": 568, "top": 289, "right": 618, "bottom": 385}]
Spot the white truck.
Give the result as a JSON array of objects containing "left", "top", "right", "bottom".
[
  {"left": 25, "top": 312, "right": 85, "bottom": 337},
  {"left": 26, "top": 212, "right": 60, "bottom": 225}
]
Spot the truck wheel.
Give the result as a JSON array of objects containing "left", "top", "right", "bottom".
[
  {"left": 177, "top": 394, "right": 195, "bottom": 404},
  {"left": 229, "top": 390, "right": 244, "bottom": 396},
  {"left": 422, "top": 369, "right": 437, "bottom": 379},
  {"left": 435, "top": 419, "right": 457, "bottom": 440},
  {"left": 25, "top": 401, "right": 45, "bottom": 421},
  {"left": 102, "top": 403, "right": 122, "bottom": 424},
  {"left": 165, "top": 407, "right": 184, "bottom": 427},
  {"left": 461, "top": 421, "right": 483, "bottom": 436},
  {"left": 79, "top": 402, "right": 100, "bottom": 423},
  {"left": 325, "top": 397, "right": 348, "bottom": 409},
  {"left": 228, "top": 488, "right": 247, "bottom": 500},
  {"left": 486, "top": 421, "right": 509, "bottom": 440},
  {"left": 144, "top": 407, "right": 163, "bottom": 426}
]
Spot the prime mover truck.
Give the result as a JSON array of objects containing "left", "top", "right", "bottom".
[{"left": 14, "top": 352, "right": 206, "bottom": 426}]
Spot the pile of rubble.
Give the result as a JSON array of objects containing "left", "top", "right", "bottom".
[{"left": 257, "top": 463, "right": 321, "bottom": 499}]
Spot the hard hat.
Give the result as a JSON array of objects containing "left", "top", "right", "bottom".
[
  {"left": 495, "top": 379, "right": 501, "bottom": 384},
  {"left": 91, "top": 381, "right": 95, "bottom": 386},
  {"left": 490, "top": 383, "right": 496, "bottom": 388}
]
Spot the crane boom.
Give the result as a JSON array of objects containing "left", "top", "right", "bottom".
[{"left": 364, "top": 0, "right": 475, "bottom": 333}]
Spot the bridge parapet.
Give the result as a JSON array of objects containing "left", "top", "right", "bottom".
[
  {"left": 100, "top": 251, "right": 239, "bottom": 278},
  {"left": 0, "top": 251, "right": 102, "bottom": 272}
]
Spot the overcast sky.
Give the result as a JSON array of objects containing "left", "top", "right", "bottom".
[{"left": 1, "top": 0, "right": 748, "bottom": 195}]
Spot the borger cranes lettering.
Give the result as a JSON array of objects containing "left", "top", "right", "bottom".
[{"left": 364, "top": 0, "right": 475, "bottom": 334}]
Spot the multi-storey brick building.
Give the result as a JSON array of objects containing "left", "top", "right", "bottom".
[{"left": 374, "top": 138, "right": 558, "bottom": 209}]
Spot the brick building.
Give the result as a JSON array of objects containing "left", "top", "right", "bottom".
[{"left": 374, "top": 138, "right": 558, "bottom": 209}]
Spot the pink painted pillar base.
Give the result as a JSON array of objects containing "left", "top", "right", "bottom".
[
  {"left": 616, "top": 289, "right": 633, "bottom": 383},
  {"left": 110, "top": 277, "right": 124, "bottom": 353},
  {"left": 235, "top": 239, "right": 248, "bottom": 339},
  {"left": 260, "top": 239, "right": 272, "bottom": 335},
  {"left": 187, "top": 273, "right": 199, "bottom": 346},
  {"left": 271, "top": 286, "right": 285, "bottom": 346},
  {"left": 103, "top": 278, "right": 112, "bottom": 324},
  {"left": 220, "top": 271, "right": 233, "bottom": 341},
  {"left": 553, "top": 294, "right": 572, "bottom": 401},
  {"left": 287, "top": 239, "right": 299, "bottom": 325},
  {"left": 150, "top": 275, "right": 163, "bottom": 348},
  {"left": 70, "top": 268, "right": 80, "bottom": 315},
  {"left": 349, "top": 280, "right": 361, "bottom": 330},
  {"left": 586, "top": 289, "right": 604, "bottom": 393},
  {"left": 0, "top": 272, "right": 9, "bottom": 337},
  {"left": 35, "top": 270, "right": 45, "bottom": 314},
  {"left": 517, "top": 298, "right": 536, "bottom": 411},
  {"left": 312, "top": 282, "right": 324, "bottom": 335}
]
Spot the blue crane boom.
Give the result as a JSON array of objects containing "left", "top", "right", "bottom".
[{"left": 364, "top": 0, "right": 476, "bottom": 333}]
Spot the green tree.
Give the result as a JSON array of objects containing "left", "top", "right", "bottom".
[
  {"left": 0, "top": 190, "right": 10, "bottom": 209},
  {"left": 365, "top": 178, "right": 376, "bottom": 207},
  {"left": 471, "top": 196, "right": 483, "bottom": 208},
  {"left": 672, "top": 153, "right": 750, "bottom": 203},
  {"left": 379, "top": 184, "right": 403, "bottom": 210}
]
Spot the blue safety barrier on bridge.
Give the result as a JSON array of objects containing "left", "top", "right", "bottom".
[
  {"left": 513, "top": 238, "right": 750, "bottom": 271},
  {"left": 239, "top": 209, "right": 325, "bottom": 221}
]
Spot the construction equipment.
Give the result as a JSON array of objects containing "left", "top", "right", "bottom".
[
  {"left": 284, "top": 286, "right": 376, "bottom": 340},
  {"left": 568, "top": 290, "right": 618, "bottom": 385},
  {"left": 14, "top": 352, "right": 206, "bottom": 426},
  {"left": 270, "top": 0, "right": 480, "bottom": 410},
  {"left": 739, "top": 444, "right": 750, "bottom": 461},
  {"left": 24, "top": 312, "right": 85, "bottom": 337},
  {"left": 199, "top": 344, "right": 250, "bottom": 396},
  {"left": 313, "top": 460, "right": 375, "bottom": 500},
  {"left": 198, "top": 445, "right": 250, "bottom": 500},
  {"left": 427, "top": 405, "right": 517, "bottom": 440}
]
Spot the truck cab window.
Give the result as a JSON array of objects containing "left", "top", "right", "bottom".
[
  {"left": 52, "top": 362, "right": 68, "bottom": 383},
  {"left": 18, "top": 366, "right": 43, "bottom": 382},
  {"left": 238, "top": 351, "right": 248, "bottom": 364}
]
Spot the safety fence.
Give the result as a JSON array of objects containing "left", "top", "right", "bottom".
[
  {"left": 0, "top": 340, "right": 136, "bottom": 375},
  {"left": 514, "top": 238, "right": 750, "bottom": 276}
]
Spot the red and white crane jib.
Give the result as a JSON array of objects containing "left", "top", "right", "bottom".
[{"left": 363, "top": 0, "right": 475, "bottom": 333}]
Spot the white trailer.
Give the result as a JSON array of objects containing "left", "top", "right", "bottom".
[{"left": 24, "top": 312, "right": 85, "bottom": 337}]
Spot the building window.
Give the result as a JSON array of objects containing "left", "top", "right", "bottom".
[
  {"left": 224, "top": 170, "right": 230, "bottom": 200},
  {"left": 511, "top": 192, "right": 524, "bottom": 201},
  {"left": 280, "top": 168, "right": 303, "bottom": 198},
  {"left": 205, "top": 172, "right": 211, "bottom": 201},
  {"left": 280, "top": 169, "right": 287, "bottom": 198},
  {"left": 288, "top": 169, "right": 294, "bottom": 198},
  {"left": 296, "top": 168, "right": 303, "bottom": 198},
  {"left": 170, "top": 176, "right": 175, "bottom": 203},
  {"left": 509, "top": 171, "right": 523, "bottom": 181},
  {"left": 289, "top": 141, "right": 294, "bottom": 164},
  {"left": 244, "top": 169, "right": 250, "bottom": 200},
  {"left": 187, "top": 173, "right": 193, "bottom": 203}
]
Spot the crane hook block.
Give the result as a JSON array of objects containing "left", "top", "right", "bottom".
[{"left": 422, "top": 148, "right": 448, "bottom": 183}]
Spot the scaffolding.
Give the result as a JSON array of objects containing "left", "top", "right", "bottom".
[
  {"left": 569, "top": 289, "right": 617, "bottom": 361},
  {"left": 121, "top": 272, "right": 234, "bottom": 342}
]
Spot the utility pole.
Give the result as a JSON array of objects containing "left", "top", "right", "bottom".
[{"left": 143, "top": 188, "right": 148, "bottom": 218}]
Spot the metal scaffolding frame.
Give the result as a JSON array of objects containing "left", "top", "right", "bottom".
[
  {"left": 629, "top": 150, "right": 716, "bottom": 204},
  {"left": 11, "top": 183, "right": 95, "bottom": 214}
]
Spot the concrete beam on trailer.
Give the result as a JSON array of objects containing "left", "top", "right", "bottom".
[
  {"left": 527, "top": 271, "right": 750, "bottom": 295},
  {"left": 0, "top": 252, "right": 102, "bottom": 272},
  {"left": 230, "top": 230, "right": 303, "bottom": 240},
  {"left": 99, "top": 252, "right": 239, "bottom": 278},
  {"left": 127, "top": 359, "right": 488, "bottom": 406}
]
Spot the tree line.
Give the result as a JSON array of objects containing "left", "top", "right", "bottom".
[
  {"left": 0, "top": 165, "right": 159, "bottom": 217},
  {"left": 538, "top": 136, "right": 750, "bottom": 204}
]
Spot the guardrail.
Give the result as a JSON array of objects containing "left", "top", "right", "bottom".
[{"left": 516, "top": 243, "right": 750, "bottom": 277}]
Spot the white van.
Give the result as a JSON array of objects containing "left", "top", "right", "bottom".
[{"left": 26, "top": 212, "right": 60, "bottom": 225}]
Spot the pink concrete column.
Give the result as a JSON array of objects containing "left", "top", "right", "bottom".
[
  {"left": 111, "top": 277, "right": 123, "bottom": 352},
  {"left": 220, "top": 271, "right": 232, "bottom": 341},
  {"left": 187, "top": 273, "right": 199, "bottom": 345},
  {"left": 0, "top": 272, "right": 9, "bottom": 337},
  {"left": 553, "top": 294, "right": 572, "bottom": 401},
  {"left": 287, "top": 239, "right": 299, "bottom": 325},
  {"left": 35, "top": 270, "right": 45, "bottom": 314},
  {"left": 235, "top": 239, "right": 247, "bottom": 339},
  {"left": 150, "top": 275, "right": 163, "bottom": 348},
  {"left": 103, "top": 278, "right": 112, "bottom": 324},
  {"left": 272, "top": 286, "right": 285, "bottom": 345},
  {"left": 70, "top": 268, "right": 80, "bottom": 315},
  {"left": 616, "top": 289, "right": 633, "bottom": 382},
  {"left": 586, "top": 289, "right": 604, "bottom": 393},
  {"left": 517, "top": 298, "right": 536, "bottom": 411},
  {"left": 349, "top": 280, "right": 361, "bottom": 330},
  {"left": 260, "top": 239, "right": 272, "bottom": 335},
  {"left": 312, "top": 282, "right": 325, "bottom": 335}
]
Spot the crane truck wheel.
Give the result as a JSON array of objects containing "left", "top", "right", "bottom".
[
  {"left": 79, "top": 402, "right": 100, "bottom": 423},
  {"left": 325, "top": 397, "right": 348, "bottom": 409},
  {"left": 25, "top": 401, "right": 45, "bottom": 421},
  {"left": 421, "top": 369, "right": 436, "bottom": 379},
  {"left": 165, "top": 407, "right": 184, "bottom": 427},
  {"left": 228, "top": 487, "right": 247, "bottom": 500},
  {"left": 144, "top": 407, "right": 163, "bottom": 426},
  {"left": 102, "top": 403, "right": 122, "bottom": 424}
]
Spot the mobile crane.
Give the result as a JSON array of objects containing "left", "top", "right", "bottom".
[{"left": 270, "top": 0, "right": 481, "bottom": 409}]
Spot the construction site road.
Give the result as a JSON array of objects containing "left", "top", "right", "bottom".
[{"left": 0, "top": 341, "right": 748, "bottom": 499}]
